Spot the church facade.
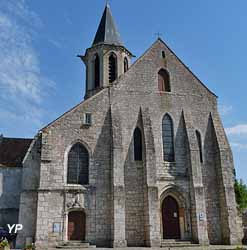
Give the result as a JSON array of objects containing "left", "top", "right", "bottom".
[{"left": 0, "top": 4, "right": 243, "bottom": 249}]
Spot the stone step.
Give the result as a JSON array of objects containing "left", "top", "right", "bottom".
[
  {"left": 161, "top": 240, "right": 199, "bottom": 247},
  {"left": 56, "top": 241, "right": 96, "bottom": 249},
  {"left": 161, "top": 245, "right": 247, "bottom": 250}
]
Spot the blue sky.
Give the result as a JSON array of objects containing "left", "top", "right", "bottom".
[{"left": 0, "top": 0, "right": 246, "bottom": 182}]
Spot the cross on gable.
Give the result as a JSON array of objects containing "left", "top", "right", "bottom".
[{"left": 155, "top": 32, "right": 162, "bottom": 38}]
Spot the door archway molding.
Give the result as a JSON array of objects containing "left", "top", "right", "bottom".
[
  {"left": 63, "top": 208, "right": 87, "bottom": 242},
  {"left": 160, "top": 185, "right": 190, "bottom": 240}
]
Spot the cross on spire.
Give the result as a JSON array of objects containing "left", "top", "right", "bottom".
[{"left": 155, "top": 32, "right": 162, "bottom": 38}]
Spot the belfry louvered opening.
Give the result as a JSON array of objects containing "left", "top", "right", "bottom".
[
  {"left": 94, "top": 54, "right": 100, "bottom": 88},
  {"left": 109, "top": 53, "right": 117, "bottom": 83}
]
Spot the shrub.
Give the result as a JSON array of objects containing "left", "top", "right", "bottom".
[
  {"left": 235, "top": 246, "right": 243, "bottom": 250},
  {"left": 0, "top": 238, "right": 9, "bottom": 248},
  {"left": 23, "top": 244, "right": 35, "bottom": 250},
  {"left": 235, "top": 179, "right": 247, "bottom": 212}
]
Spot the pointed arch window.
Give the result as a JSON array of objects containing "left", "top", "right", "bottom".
[
  {"left": 158, "top": 69, "right": 171, "bottom": 92},
  {"left": 124, "top": 57, "right": 129, "bottom": 73},
  {"left": 196, "top": 130, "right": 203, "bottom": 163},
  {"left": 67, "top": 143, "right": 89, "bottom": 185},
  {"left": 109, "top": 53, "right": 117, "bottom": 83},
  {"left": 162, "top": 114, "right": 175, "bottom": 162},
  {"left": 134, "top": 127, "right": 143, "bottom": 161},
  {"left": 94, "top": 54, "right": 100, "bottom": 88}
]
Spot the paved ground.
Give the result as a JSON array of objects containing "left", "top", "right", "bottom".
[
  {"left": 11, "top": 245, "right": 247, "bottom": 250},
  {"left": 47, "top": 246, "right": 247, "bottom": 250}
]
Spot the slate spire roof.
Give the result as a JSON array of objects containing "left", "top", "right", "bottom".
[{"left": 92, "top": 3, "right": 123, "bottom": 46}]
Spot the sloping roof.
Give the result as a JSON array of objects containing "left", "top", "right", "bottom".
[
  {"left": 92, "top": 4, "right": 123, "bottom": 46},
  {"left": 0, "top": 137, "right": 33, "bottom": 167}
]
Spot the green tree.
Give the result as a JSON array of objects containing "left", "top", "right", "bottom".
[{"left": 234, "top": 178, "right": 247, "bottom": 212}]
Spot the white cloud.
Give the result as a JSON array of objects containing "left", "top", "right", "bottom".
[
  {"left": 0, "top": 0, "right": 55, "bottom": 136},
  {"left": 48, "top": 38, "right": 64, "bottom": 49},
  {"left": 226, "top": 124, "right": 247, "bottom": 136},
  {"left": 219, "top": 104, "right": 233, "bottom": 116}
]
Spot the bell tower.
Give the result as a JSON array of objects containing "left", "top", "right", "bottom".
[{"left": 79, "top": 3, "right": 133, "bottom": 99}]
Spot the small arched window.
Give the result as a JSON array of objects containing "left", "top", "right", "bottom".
[
  {"left": 94, "top": 54, "right": 100, "bottom": 88},
  {"left": 162, "top": 51, "right": 166, "bottom": 59},
  {"left": 67, "top": 143, "right": 89, "bottom": 185},
  {"left": 162, "top": 114, "right": 175, "bottom": 162},
  {"left": 196, "top": 130, "right": 203, "bottom": 163},
  {"left": 124, "top": 57, "right": 129, "bottom": 73},
  {"left": 158, "top": 69, "right": 171, "bottom": 92},
  {"left": 134, "top": 127, "right": 142, "bottom": 161},
  {"left": 109, "top": 53, "right": 117, "bottom": 83}
]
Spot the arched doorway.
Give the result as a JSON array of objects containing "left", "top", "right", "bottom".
[
  {"left": 68, "top": 211, "right": 85, "bottom": 241},
  {"left": 162, "top": 196, "right": 180, "bottom": 239}
]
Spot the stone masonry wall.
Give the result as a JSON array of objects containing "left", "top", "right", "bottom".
[
  {"left": 109, "top": 39, "right": 241, "bottom": 245},
  {"left": 35, "top": 89, "right": 112, "bottom": 248},
  {"left": 203, "top": 116, "right": 222, "bottom": 244},
  {"left": 110, "top": 39, "right": 215, "bottom": 245},
  {"left": 124, "top": 135, "right": 145, "bottom": 246},
  {"left": 243, "top": 211, "right": 247, "bottom": 244},
  {"left": 0, "top": 167, "right": 22, "bottom": 228},
  {"left": 16, "top": 136, "right": 40, "bottom": 248}
]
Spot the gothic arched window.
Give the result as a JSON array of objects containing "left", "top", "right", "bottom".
[
  {"left": 162, "top": 114, "right": 175, "bottom": 162},
  {"left": 158, "top": 69, "right": 171, "bottom": 92},
  {"left": 196, "top": 130, "right": 203, "bottom": 163},
  {"left": 94, "top": 54, "right": 100, "bottom": 88},
  {"left": 109, "top": 53, "right": 117, "bottom": 83},
  {"left": 134, "top": 127, "right": 143, "bottom": 161},
  {"left": 124, "top": 57, "right": 128, "bottom": 73},
  {"left": 67, "top": 143, "right": 89, "bottom": 185}
]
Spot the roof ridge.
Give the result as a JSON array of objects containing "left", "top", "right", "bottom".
[
  {"left": 41, "top": 87, "right": 108, "bottom": 131},
  {"left": 3, "top": 137, "right": 33, "bottom": 140}
]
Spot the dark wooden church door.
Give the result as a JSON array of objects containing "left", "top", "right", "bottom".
[
  {"left": 68, "top": 211, "right": 85, "bottom": 241},
  {"left": 162, "top": 196, "right": 180, "bottom": 239}
]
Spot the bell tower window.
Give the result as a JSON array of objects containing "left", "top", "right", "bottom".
[
  {"left": 94, "top": 54, "right": 100, "bottom": 88},
  {"left": 109, "top": 53, "right": 117, "bottom": 83}
]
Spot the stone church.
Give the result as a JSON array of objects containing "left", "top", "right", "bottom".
[{"left": 0, "top": 3, "right": 243, "bottom": 249}]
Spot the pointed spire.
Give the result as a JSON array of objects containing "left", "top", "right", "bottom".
[{"left": 92, "top": 4, "right": 123, "bottom": 46}]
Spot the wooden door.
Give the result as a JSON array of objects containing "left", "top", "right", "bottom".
[
  {"left": 162, "top": 196, "right": 180, "bottom": 239},
  {"left": 68, "top": 211, "right": 85, "bottom": 241}
]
